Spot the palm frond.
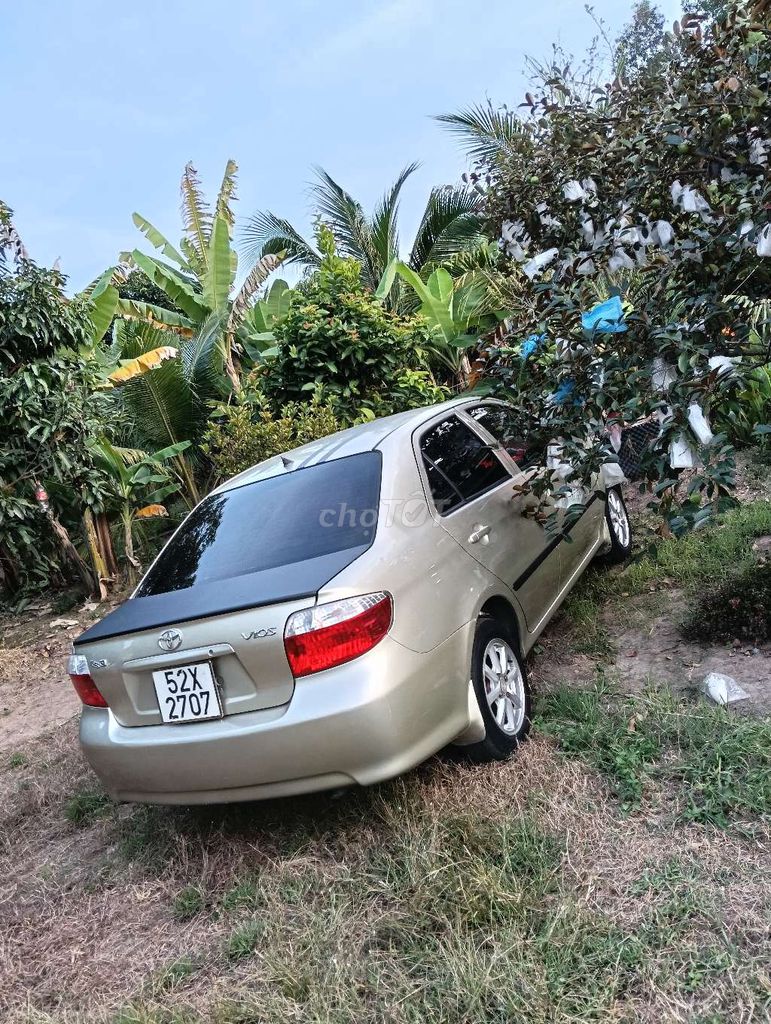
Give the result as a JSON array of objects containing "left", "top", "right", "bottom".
[
  {"left": 369, "top": 162, "right": 420, "bottom": 274},
  {"left": 181, "top": 311, "right": 227, "bottom": 396},
  {"left": 435, "top": 103, "right": 524, "bottom": 162},
  {"left": 409, "top": 186, "right": 485, "bottom": 271},
  {"left": 214, "top": 159, "right": 238, "bottom": 236},
  {"left": 115, "top": 324, "right": 198, "bottom": 450},
  {"left": 241, "top": 211, "right": 320, "bottom": 268},
  {"left": 180, "top": 162, "right": 212, "bottom": 272},
  {"left": 310, "top": 167, "right": 372, "bottom": 268}
]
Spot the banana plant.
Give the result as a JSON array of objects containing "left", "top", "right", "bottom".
[
  {"left": 376, "top": 259, "right": 502, "bottom": 382},
  {"left": 241, "top": 278, "right": 295, "bottom": 362},
  {"left": 105, "top": 160, "right": 284, "bottom": 389},
  {"left": 90, "top": 438, "right": 191, "bottom": 585}
]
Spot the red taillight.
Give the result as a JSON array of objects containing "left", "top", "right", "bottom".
[
  {"left": 67, "top": 653, "right": 108, "bottom": 708},
  {"left": 284, "top": 592, "right": 392, "bottom": 678}
]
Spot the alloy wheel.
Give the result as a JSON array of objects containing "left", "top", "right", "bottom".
[
  {"left": 482, "top": 639, "right": 525, "bottom": 735},
  {"left": 607, "top": 489, "right": 630, "bottom": 548}
]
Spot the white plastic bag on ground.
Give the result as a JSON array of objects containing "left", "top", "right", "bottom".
[{"left": 701, "top": 673, "right": 749, "bottom": 705}]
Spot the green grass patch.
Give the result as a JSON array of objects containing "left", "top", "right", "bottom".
[
  {"left": 64, "top": 788, "right": 112, "bottom": 826},
  {"left": 537, "top": 683, "right": 771, "bottom": 824},
  {"left": 221, "top": 874, "right": 264, "bottom": 913},
  {"left": 172, "top": 884, "right": 206, "bottom": 921},
  {"left": 225, "top": 919, "right": 266, "bottom": 961},
  {"left": 581, "top": 499, "right": 771, "bottom": 601},
  {"left": 562, "top": 593, "right": 617, "bottom": 660},
  {"left": 8, "top": 752, "right": 28, "bottom": 769}
]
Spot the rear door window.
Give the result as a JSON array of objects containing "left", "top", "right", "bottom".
[
  {"left": 136, "top": 452, "right": 381, "bottom": 597},
  {"left": 419, "top": 416, "right": 509, "bottom": 515},
  {"left": 467, "top": 404, "right": 544, "bottom": 470}
]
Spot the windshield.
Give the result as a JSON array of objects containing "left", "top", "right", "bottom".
[{"left": 136, "top": 452, "right": 382, "bottom": 597}]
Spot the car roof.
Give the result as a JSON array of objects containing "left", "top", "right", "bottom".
[{"left": 212, "top": 396, "right": 479, "bottom": 494}]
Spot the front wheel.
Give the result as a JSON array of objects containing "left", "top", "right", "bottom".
[
  {"left": 602, "top": 486, "right": 632, "bottom": 564},
  {"left": 464, "top": 616, "right": 531, "bottom": 763}
]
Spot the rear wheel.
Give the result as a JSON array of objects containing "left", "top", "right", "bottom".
[
  {"left": 602, "top": 486, "right": 632, "bottom": 564},
  {"left": 465, "top": 616, "right": 531, "bottom": 763}
]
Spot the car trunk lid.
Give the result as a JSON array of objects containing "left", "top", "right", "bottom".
[{"left": 75, "top": 598, "right": 315, "bottom": 727}]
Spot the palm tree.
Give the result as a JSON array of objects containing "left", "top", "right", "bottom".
[
  {"left": 242, "top": 165, "right": 485, "bottom": 312},
  {"left": 434, "top": 101, "right": 526, "bottom": 164}
]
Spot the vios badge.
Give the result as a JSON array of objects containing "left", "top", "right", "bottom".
[
  {"left": 241, "top": 627, "right": 277, "bottom": 640},
  {"left": 158, "top": 628, "right": 183, "bottom": 652}
]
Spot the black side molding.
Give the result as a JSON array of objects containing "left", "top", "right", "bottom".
[{"left": 513, "top": 493, "right": 602, "bottom": 592}]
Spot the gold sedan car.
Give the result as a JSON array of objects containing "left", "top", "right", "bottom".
[{"left": 70, "top": 398, "right": 631, "bottom": 804}]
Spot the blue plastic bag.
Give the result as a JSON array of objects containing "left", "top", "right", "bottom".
[
  {"left": 520, "top": 333, "right": 545, "bottom": 358},
  {"left": 581, "top": 295, "right": 626, "bottom": 334}
]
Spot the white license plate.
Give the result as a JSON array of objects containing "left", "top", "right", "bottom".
[{"left": 152, "top": 662, "right": 222, "bottom": 724}]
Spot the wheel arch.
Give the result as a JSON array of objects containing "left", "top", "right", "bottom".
[{"left": 478, "top": 594, "right": 525, "bottom": 657}]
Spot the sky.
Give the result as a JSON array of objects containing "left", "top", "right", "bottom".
[{"left": 1, "top": 0, "right": 681, "bottom": 293}]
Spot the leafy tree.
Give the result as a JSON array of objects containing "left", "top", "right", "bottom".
[
  {"left": 682, "top": 0, "right": 731, "bottom": 22},
  {"left": 260, "top": 228, "right": 449, "bottom": 424},
  {"left": 615, "top": 1, "right": 666, "bottom": 79},
  {"left": 243, "top": 165, "right": 484, "bottom": 312},
  {"left": 453, "top": 1, "right": 771, "bottom": 533},
  {"left": 0, "top": 246, "right": 107, "bottom": 595}
]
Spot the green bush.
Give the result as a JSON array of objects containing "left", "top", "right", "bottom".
[
  {"left": 202, "top": 393, "right": 343, "bottom": 481},
  {"left": 261, "top": 232, "right": 448, "bottom": 426}
]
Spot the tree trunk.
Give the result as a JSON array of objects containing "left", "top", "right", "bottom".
[
  {"left": 83, "top": 509, "right": 110, "bottom": 601},
  {"left": 458, "top": 353, "right": 472, "bottom": 390},
  {"left": 96, "top": 512, "right": 118, "bottom": 577},
  {"left": 47, "top": 509, "right": 98, "bottom": 596},
  {"left": 176, "top": 454, "right": 201, "bottom": 507},
  {"left": 121, "top": 506, "right": 141, "bottom": 587}
]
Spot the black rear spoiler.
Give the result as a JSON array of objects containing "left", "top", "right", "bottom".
[{"left": 74, "top": 546, "right": 369, "bottom": 645}]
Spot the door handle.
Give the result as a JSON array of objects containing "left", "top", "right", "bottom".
[{"left": 468, "top": 524, "right": 491, "bottom": 544}]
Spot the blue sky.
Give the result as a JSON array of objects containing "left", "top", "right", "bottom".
[{"left": 1, "top": 0, "right": 680, "bottom": 292}]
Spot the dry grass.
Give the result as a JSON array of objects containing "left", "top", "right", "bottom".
[{"left": 0, "top": 722, "right": 768, "bottom": 1024}]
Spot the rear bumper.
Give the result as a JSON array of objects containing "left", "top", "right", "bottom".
[{"left": 79, "top": 626, "right": 474, "bottom": 804}]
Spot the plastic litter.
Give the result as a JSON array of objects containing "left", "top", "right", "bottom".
[
  {"left": 582, "top": 295, "right": 627, "bottom": 334},
  {"left": 700, "top": 672, "right": 750, "bottom": 705}
]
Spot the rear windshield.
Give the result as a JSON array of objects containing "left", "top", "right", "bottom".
[{"left": 136, "top": 452, "right": 382, "bottom": 597}]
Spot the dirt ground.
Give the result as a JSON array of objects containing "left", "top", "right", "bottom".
[{"left": 0, "top": 598, "right": 120, "bottom": 754}]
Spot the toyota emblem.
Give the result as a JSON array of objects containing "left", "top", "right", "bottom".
[{"left": 158, "top": 628, "right": 182, "bottom": 652}]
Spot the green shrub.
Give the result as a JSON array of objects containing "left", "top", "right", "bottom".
[
  {"left": 261, "top": 232, "right": 448, "bottom": 426},
  {"left": 202, "top": 393, "right": 343, "bottom": 481}
]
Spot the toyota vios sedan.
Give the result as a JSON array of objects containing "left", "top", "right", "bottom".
[{"left": 70, "top": 398, "right": 632, "bottom": 804}]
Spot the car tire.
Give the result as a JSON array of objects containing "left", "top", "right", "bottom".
[
  {"left": 601, "top": 485, "right": 633, "bottom": 564},
  {"left": 464, "top": 615, "right": 531, "bottom": 763}
]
